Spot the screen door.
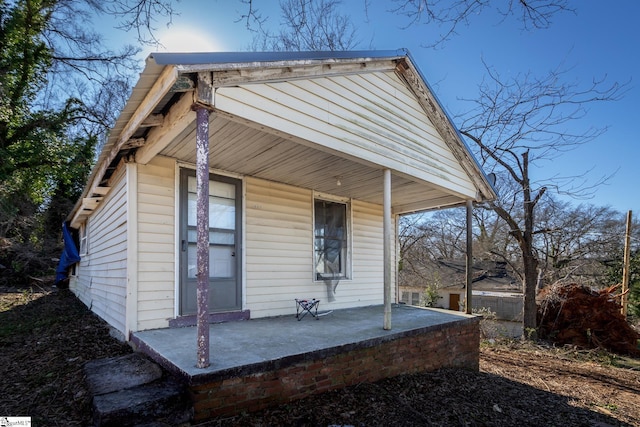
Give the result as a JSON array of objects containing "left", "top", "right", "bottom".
[{"left": 179, "top": 169, "right": 242, "bottom": 315}]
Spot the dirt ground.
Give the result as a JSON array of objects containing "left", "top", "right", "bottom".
[{"left": 1, "top": 285, "right": 639, "bottom": 426}]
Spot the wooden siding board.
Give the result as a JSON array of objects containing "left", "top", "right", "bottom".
[
  {"left": 137, "top": 179, "right": 173, "bottom": 192},
  {"left": 138, "top": 251, "right": 175, "bottom": 263},
  {"left": 137, "top": 190, "right": 173, "bottom": 206},
  {"left": 138, "top": 299, "right": 174, "bottom": 311},
  {"left": 245, "top": 178, "right": 313, "bottom": 317},
  {"left": 138, "top": 232, "right": 174, "bottom": 244},
  {"left": 138, "top": 222, "right": 173, "bottom": 234},
  {"left": 90, "top": 206, "right": 126, "bottom": 240},
  {"left": 245, "top": 226, "right": 311, "bottom": 240},
  {"left": 343, "top": 75, "right": 461, "bottom": 167},
  {"left": 245, "top": 81, "right": 436, "bottom": 163},
  {"left": 293, "top": 76, "right": 461, "bottom": 171},
  {"left": 73, "top": 165, "right": 128, "bottom": 335},
  {"left": 137, "top": 211, "right": 174, "bottom": 225},
  {"left": 225, "top": 97, "right": 471, "bottom": 197},
  {"left": 328, "top": 79, "right": 463, "bottom": 174},
  {"left": 345, "top": 72, "right": 432, "bottom": 132},
  {"left": 135, "top": 157, "right": 176, "bottom": 330}
]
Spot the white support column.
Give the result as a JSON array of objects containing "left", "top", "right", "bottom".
[
  {"left": 125, "top": 161, "right": 138, "bottom": 339},
  {"left": 383, "top": 169, "right": 392, "bottom": 330}
]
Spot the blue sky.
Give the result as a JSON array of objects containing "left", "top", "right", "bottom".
[{"left": 110, "top": 1, "right": 639, "bottom": 217}]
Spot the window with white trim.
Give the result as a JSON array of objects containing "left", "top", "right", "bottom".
[
  {"left": 79, "top": 222, "right": 88, "bottom": 256},
  {"left": 314, "top": 198, "right": 350, "bottom": 280}
]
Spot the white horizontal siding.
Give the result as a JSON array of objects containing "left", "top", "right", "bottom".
[
  {"left": 245, "top": 177, "right": 394, "bottom": 318},
  {"left": 71, "top": 164, "right": 128, "bottom": 335},
  {"left": 136, "top": 156, "right": 176, "bottom": 330},
  {"left": 245, "top": 177, "right": 313, "bottom": 317},
  {"left": 74, "top": 158, "right": 396, "bottom": 328},
  {"left": 215, "top": 71, "right": 477, "bottom": 198}
]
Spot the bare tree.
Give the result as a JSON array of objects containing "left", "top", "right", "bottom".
[
  {"left": 250, "top": 0, "right": 358, "bottom": 51},
  {"left": 458, "top": 62, "right": 626, "bottom": 334},
  {"left": 390, "top": 0, "right": 574, "bottom": 47},
  {"left": 102, "top": 0, "right": 177, "bottom": 46},
  {"left": 399, "top": 208, "right": 472, "bottom": 292},
  {"left": 534, "top": 197, "right": 623, "bottom": 286},
  {"left": 42, "top": 0, "right": 182, "bottom": 151}
]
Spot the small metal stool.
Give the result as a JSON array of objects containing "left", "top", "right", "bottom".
[{"left": 295, "top": 298, "right": 320, "bottom": 320}]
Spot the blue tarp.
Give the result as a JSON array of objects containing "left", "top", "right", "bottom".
[{"left": 55, "top": 222, "right": 81, "bottom": 284}]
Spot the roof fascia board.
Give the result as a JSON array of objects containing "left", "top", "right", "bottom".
[
  {"left": 173, "top": 55, "right": 402, "bottom": 73},
  {"left": 394, "top": 197, "right": 468, "bottom": 216},
  {"left": 177, "top": 58, "right": 400, "bottom": 87},
  {"left": 149, "top": 50, "right": 406, "bottom": 68}
]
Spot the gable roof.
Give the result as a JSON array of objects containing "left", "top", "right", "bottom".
[{"left": 69, "top": 49, "right": 496, "bottom": 227}]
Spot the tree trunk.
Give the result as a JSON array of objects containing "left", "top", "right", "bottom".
[
  {"left": 522, "top": 250, "right": 539, "bottom": 337},
  {"left": 520, "top": 150, "right": 541, "bottom": 339}
]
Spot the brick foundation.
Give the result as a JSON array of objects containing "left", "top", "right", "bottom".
[{"left": 189, "top": 316, "right": 479, "bottom": 421}]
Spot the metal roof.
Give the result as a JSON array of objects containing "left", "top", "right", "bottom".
[{"left": 148, "top": 49, "right": 408, "bottom": 67}]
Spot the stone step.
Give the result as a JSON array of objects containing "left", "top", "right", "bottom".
[
  {"left": 84, "top": 353, "right": 191, "bottom": 426},
  {"left": 92, "top": 378, "right": 191, "bottom": 427},
  {"left": 85, "top": 353, "right": 163, "bottom": 395}
]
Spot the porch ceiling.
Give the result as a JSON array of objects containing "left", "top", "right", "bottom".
[{"left": 160, "top": 114, "right": 466, "bottom": 214}]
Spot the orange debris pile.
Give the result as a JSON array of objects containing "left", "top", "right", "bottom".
[{"left": 537, "top": 283, "right": 640, "bottom": 356}]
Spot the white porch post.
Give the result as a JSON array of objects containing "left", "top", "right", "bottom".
[
  {"left": 195, "top": 105, "right": 210, "bottom": 368},
  {"left": 383, "top": 169, "right": 392, "bottom": 330}
]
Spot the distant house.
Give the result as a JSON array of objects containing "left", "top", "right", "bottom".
[
  {"left": 400, "top": 259, "right": 523, "bottom": 321},
  {"left": 65, "top": 50, "right": 496, "bottom": 339}
]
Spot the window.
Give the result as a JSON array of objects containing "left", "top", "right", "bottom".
[
  {"left": 314, "top": 198, "right": 350, "bottom": 280},
  {"left": 412, "top": 292, "right": 420, "bottom": 306},
  {"left": 79, "top": 222, "right": 88, "bottom": 256},
  {"left": 401, "top": 291, "right": 421, "bottom": 306}
]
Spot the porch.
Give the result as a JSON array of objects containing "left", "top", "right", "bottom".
[{"left": 130, "top": 304, "right": 480, "bottom": 421}]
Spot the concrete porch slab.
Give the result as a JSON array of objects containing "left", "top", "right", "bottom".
[{"left": 131, "top": 304, "right": 476, "bottom": 383}]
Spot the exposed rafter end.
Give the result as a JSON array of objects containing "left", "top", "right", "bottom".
[
  {"left": 171, "top": 75, "right": 196, "bottom": 92},
  {"left": 140, "top": 114, "right": 164, "bottom": 128},
  {"left": 395, "top": 58, "right": 409, "bottom": 72},
  {"left": 82, "top": 197, "right": 102, "bottom": 210},
  {"left": 67, "top": 64, "right": 179, "bottom": 226},
  {"left": 91, "top": 186, "right": 110, "bottom": 196},
  {"left": 122, "top": 138, "right": 146, "bottom": 150},
  {"left": 70, "top": 196, "right": 103, "bottom": 228},
  {"left": 195, "top": 72, "right": 214, "bottom": 108}
]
